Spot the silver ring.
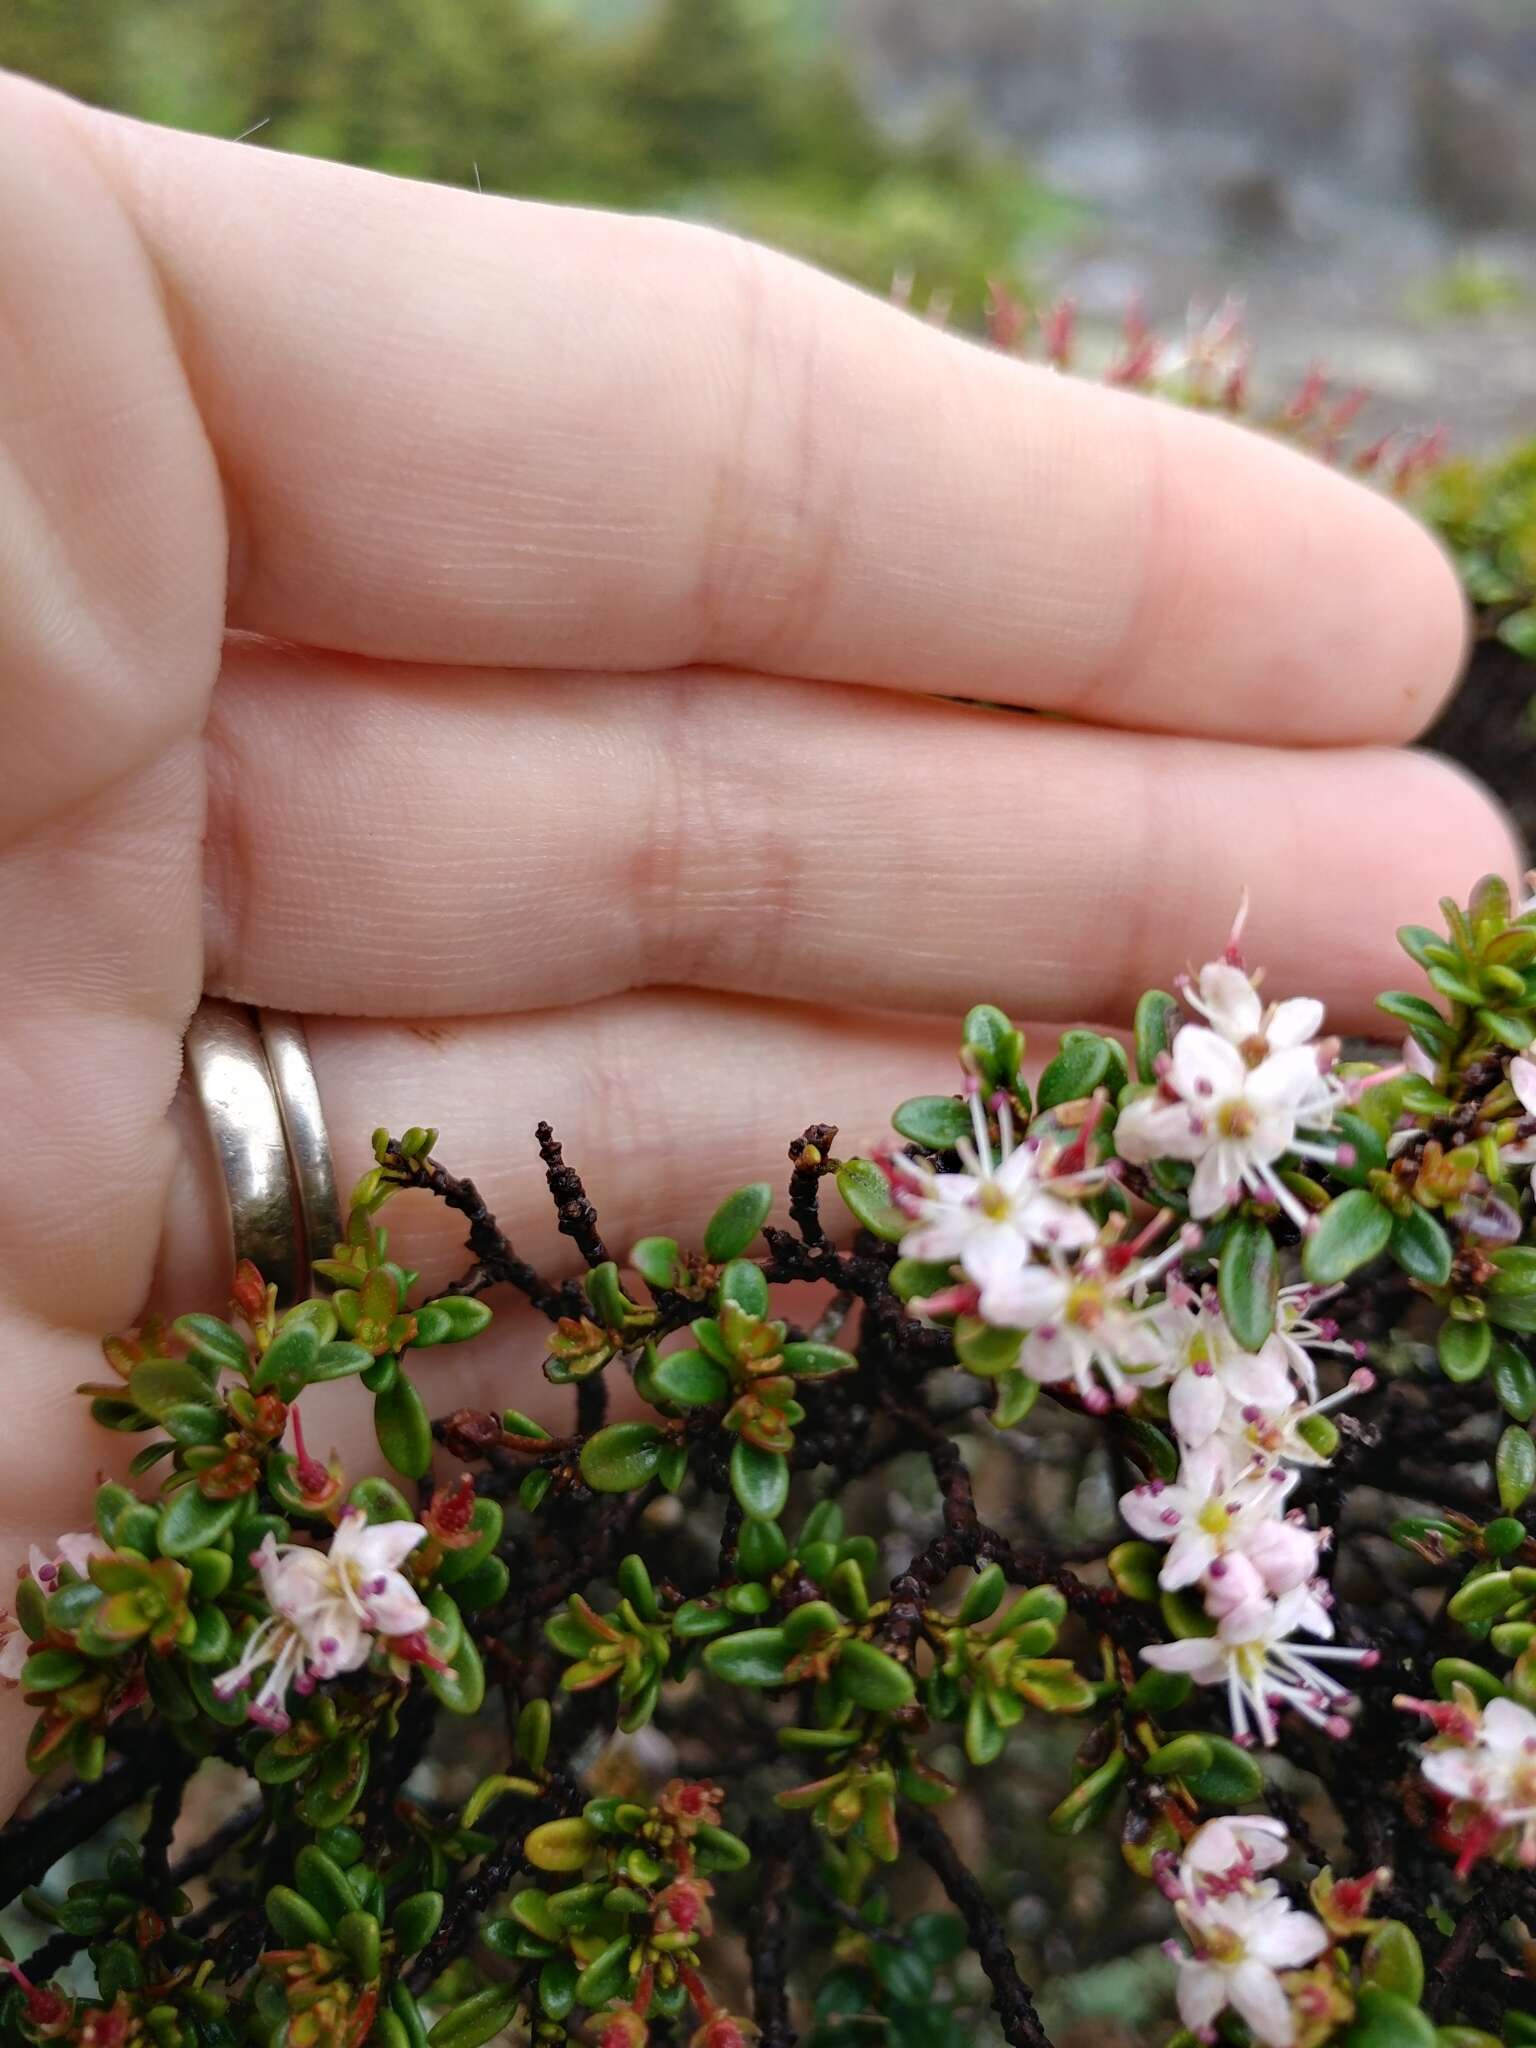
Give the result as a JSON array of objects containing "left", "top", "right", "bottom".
[
  {"left": 258, "top": 1011, "right": 344, "bottom": 1286},
  {"left": 184, "top": 1002, "right": 338, "bottom": 1305}
]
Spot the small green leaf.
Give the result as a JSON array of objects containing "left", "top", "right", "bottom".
[
  {"left": 703, "top": 1183, "right": 774, "bottom": 1262},
  {"left": 647, "top": 1349, "right": 730, "bottom": 1408},
  {"left": 411, "top": 1296, "right": 492, "bottom": 1345},
  {"left": 631, "top": 1235, "right": 683, "bottom": 1291},
  {"left": 1361, "top": 1921, "right": 1424, "bottom": 2004},
  {"left": 580, "top": 1422, "right": 666, "bottom": 1493},
  {"left": 156, "top": 1488, "right": 241, "bottom": 1558},
  {"left": 1493, "top": 1340, "right": 1536, "bottom": 1419},
  {"left": 782, "top": 1341, "right": 857, "bottom": 1378},
  {"left": 1183, "top": 1735, "right": 1265, "bottom": 1807},
  {"left": 1441, "top": 1316, "right": 1493, "bottom": 1382},
  {"left": 374, "top": 1372, "right": 433, "bottom": 1480},
  {"left": 523, "top": 1818, "right": 596, "bottom": 1872},
  {"left": 427, "top": 1986, "right": 524, "bottom": 2048},
  {"left": 391, "top": 1892, "right": 444, "bottom": 1955},
  {"left": 991, "top": 1368, "right": 1038, "bottom": 1430},
  {"left": 1038, "top": 1031, "right": 1112, "bottom": 1111},
  {"left": 730, "top": 1437, "right": 790, "bottom": 1520},
  {"left": 1341, "top": 1988, "right": 1436, "bottom": 2048},
  {"left": 1498, "top": 1426, "right": 1536, "bottom": 1512},
  {"left": 892, "top": 1096, "right": 974, "bottom": 1150},
  {"left": 171, "top": 1314, "right": 250, "bottom": 1377},
  {"left": 716, "top": 1259, "right": 769, "bottom": 1317},
  {"left": 1218, "top": 1215, "right": 1279, "bottom": 1351},
  {"left": 1448, "top": 1570, "right": 1517, "bottom": 1626},
  {"left": 962, "top": 1004, "right": 1024, "bottom": 1094},
  {"left": 1133, "top": 990, "right": 1180, "bottom": 1084},
  {"left": 837, "top": 1638, "right": 915, "bottom": 1711},
  {"left": 1303, "top": 1189, "right": 1393, "bottom": 1285},
  {"left": 335, "top": 1909, "right": 381, "bottom": 1982},
  {"left": 251, "top": 1319, "right": 324, "bottom": 1395},
  {"left": 1389, "top": 1205, "right": 1453, "bottom": 1288},
  {"left": 128, "top": 1358, "right": 213, "bottom": 1418},
  {"left": 835, "top": 1157, "right": 907, "bottom": 1242},
  {"left": 1046, "top": 1749, "right": 1128, "bottom": 1836},
  {"left": 703, "top": 1627, "right": 793, "bottom": 1688},
  {"left": 266, "top": 1884, "right": 333, "bottom": 1946}
]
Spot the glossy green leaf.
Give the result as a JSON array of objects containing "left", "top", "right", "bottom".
[
  {"left": 647, "top": 1348, "right": 730, "bottom": 1407},
  {"left": 1498, "top": 1426, "right": 1536, "bottom": 1512},
  {"left": 703, "top": 1183, "right": 774, "bottom": 1262},
  {"left": 1218, "top": 1214, "right": 1279, "bottom": 1351},
  {"left": 837, "top": 1638, "right": 915, "bottom": 1711},
  {"left": 1389, "top": 1205, "right": 1453, "bottom": 1287},
  {"left": 702, "top": 1627, "right": 792, "bottom": 1687},
  {"left": 892, "top": 1095, "right": 973, "bottom": 1150},
  {"left": 156, "top": 1487, "right": 240, "bottom": 1558},
  {"left": 730, "top": 1436, "right": 790, "bottom": 1520},
  {"left": 374, "top": 1372, "right": 433, "bottom": 1480},
  {"left": 427, "top": 1986, "right": 524, "bottom": 2048},
  {"left": 1440, "top": 1316, "right": 1493, "bottom": 1382},
  {"left": 1133, "top": 990, "right": 1180, "bottom": 1084},
  {"left": 835, "top": 1157, "right": 907, "bottom": 1242},
  {"left": 580, "top": 1421, "right": 666, "bottom": 1493},
  {"left": 1493, "top": 1339, "right": 1536, "bottom": 1419},
  {"left": 1302, "top": 1189, "right": 1393, "bottom": 1285},
  {"left": 1341, "top": 1989, "right": 1436, "bottom": 2048}
]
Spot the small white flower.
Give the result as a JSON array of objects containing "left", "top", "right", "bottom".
[
  {"left": 1220, "top": 1369, "right": 1376, "bottom": 1470},
  {"left": 214, "top": 1510, "right": 432, "bottom": 1731},
  {"left": 1142, "top": 1584, "right": 1374, "bottom": 1748},
  {"left": 1173, "top": 1884, "right": 1327, "bottom": 2047},
  {"left": 1415, "top": 1694, "right": 1536, "bottom": 1870},
  {"left": 1179, "top": 1814, "right": 1291, "bottom": 1903},
  {"left": 1120, "top": 1442, "right": 1313, "bottom": 1593},
  {"left": 1148, "top": 1294, "right": 1298, "bottom": 1448},
  {"left": 1182, "top": 957, "right": 1326, "bottom": 1067},
  {"left": 26, "top": 1531, "right": 109, "bottom": 1593},
  {"left": 1503, "top": 1055, "right": 1536, "bottom": 1166},
  {"left": 893, "top": 1091, "right": 1099, "bottom": 1327},
  {"left": 0, "top": 1621, "right": 28, "bottom": 1685},
  {"left": 1114, "top": 1026, "right": 1341, "bottom": 1223},
  {"left": 1009, "top": 1230, "right": 1193, "bottom": 1414}
]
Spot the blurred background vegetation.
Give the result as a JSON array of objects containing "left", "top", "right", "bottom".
[{"left": 0, "top": 0, "right": 1072, "bottom": 324}]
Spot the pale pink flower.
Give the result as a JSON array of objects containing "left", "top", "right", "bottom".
[
  {"left": 1181, "top": 957, "right": 1326, "bottom": 1066},
  {"left": 1173, "top": 1884, "right": 1327, "bottom": 2047},
  {"left": 893, "top": 1091, "right": 1099, "bottom": 1327},
  {"left": 1114, "top": 1026, "right": 1341, "bottom": 1223},
  {"left": 1503, "top": 1055, "right": 1536, "bottom": 1166},
  {"left": 1413, "top": 1694, "right": 1536, "bottom": 1870},
  {"left": 1179, "top": 1815, "right": 1290, "bottom": 1903},
  {"left": 1120, "top": 1443, "right": 1314, "bottom": 1593},
  {"left": 214, "top": 1510, "right": 431, "bottom": 1732},
  {"left": 1142, "top": 1584, "right": 1373, "bottom": 1748}
]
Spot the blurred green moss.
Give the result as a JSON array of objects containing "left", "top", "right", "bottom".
[{"left": 0, "top": 0, "right": 1066, "bottom": 315}]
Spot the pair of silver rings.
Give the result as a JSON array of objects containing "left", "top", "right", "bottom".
[{"left": 185, "top": 1002, "right": 340, "bottom": 1306}]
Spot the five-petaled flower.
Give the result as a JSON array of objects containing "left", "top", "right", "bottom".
[
  {"left": 892, "top": 1088, "right": 1101, "bottom": 1327},
  {"left": 213, "top": 1509, "right": 433, "bottom": 1731},
  {"left": 1114, "top": 1024, "right": 1341, "bottom": 1223},
  {"left": 1142, "top": 1583, "right": 1375, "bottom": 1748},
  {"left": 1401, "top": 1691, "right": 1536, "bottom": 1874}
]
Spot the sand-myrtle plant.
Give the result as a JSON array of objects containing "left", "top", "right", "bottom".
[{"left": 16, "top": 887, "right": 1536, "bottom": 2046}]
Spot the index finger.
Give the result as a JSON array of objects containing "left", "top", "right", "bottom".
[{"left": 75, "top": 78, "right": 1464, "bottom": 744}]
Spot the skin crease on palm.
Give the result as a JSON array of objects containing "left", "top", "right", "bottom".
[{"left": 0, "top": 62, "right": 1522, "bottom": 1819}]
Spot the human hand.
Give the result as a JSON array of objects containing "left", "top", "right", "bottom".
[{"left": 0, "top": 68, "right": 1516, "bottom": 1806}]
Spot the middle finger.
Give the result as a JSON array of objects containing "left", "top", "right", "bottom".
[{"left": 203, "top": 638, "right": 1518, "bottom": 1034}]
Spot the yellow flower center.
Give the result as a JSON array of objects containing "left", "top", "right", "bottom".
[
  {"left": 1217, "top": 1099, "right": 1257, "bottom": 1139},
  {"left": 978, "top": 1182, "right": 1011, "bottom": 1221}
]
